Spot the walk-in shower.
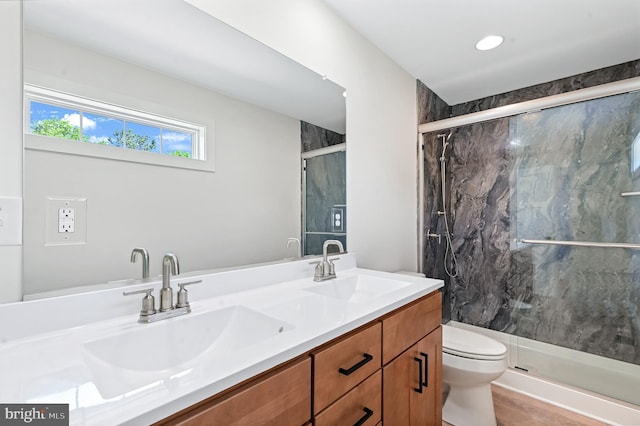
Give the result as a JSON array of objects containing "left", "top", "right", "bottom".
[{"left": 419, "top": 76, "right": 640, "bottom": 408}]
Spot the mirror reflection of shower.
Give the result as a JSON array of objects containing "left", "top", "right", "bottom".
[
  {"left": 302, "top": 146, "right": 347, "bottom": 256},
  {"left": 438, "top": 130, "right": 459, "bottom": 278}
]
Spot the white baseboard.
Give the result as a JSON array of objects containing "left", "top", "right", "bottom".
[{"left": 494, "top": 368, "right": 640, "bottom": 426}]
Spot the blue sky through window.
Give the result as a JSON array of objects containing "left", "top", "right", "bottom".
[
  {"left": 30, "top": 101, "right": 80, "bottom": 130},
  {"left": 83, "top": 112, "right": 124, "bottom": 146},
  {"left": 162, "top": 130, "right": 193, "bottom": 156}
]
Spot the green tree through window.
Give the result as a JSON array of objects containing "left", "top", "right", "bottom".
[
  {"left": 32, "top": 118, "right": 88, "bottom": 141},
  {"left": 108, "top": 129, "right": 157, "bottom": 151},
  {"left": 32, "top": 118, "right": 162, "bottom": 153}
]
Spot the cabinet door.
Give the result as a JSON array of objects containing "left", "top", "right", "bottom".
[
  {"left": 383, "top": 327, "right": 442, "bottom": 426},
  {"left": 165, "top": 358, "right": 311, "bottom": 426},
  {"left": 382, "top": 342, "right": 414, "bottom": 425},
  {"left": 416, "top": 326, "right": 442, "bottom": 425}
]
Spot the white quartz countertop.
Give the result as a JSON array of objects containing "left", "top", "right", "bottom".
[{"left": 0, "top": 254, "right": 443, "bottom": 425}]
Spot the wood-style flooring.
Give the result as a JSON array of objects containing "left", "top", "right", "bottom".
[{"left": 442, "top": 385, "right": 607, "bottom": 426}]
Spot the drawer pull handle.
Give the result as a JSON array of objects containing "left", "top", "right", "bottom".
[
  {"left": 353, "top": 407, "right": 374, "bottom": 426},
  {"left": 420, "top": 352, "right": 429, "bottom": 387},
  {"left": 414, "top": 357, "right": 423, "bottom": 393},
  {"left": 339, "top": 353, "right": 374, "bottom": 376}
]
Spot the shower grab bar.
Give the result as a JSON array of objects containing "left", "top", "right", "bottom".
[
  {"left": 621, "top": 191, "right": 640, "bottom": 197},
  {"left": 519, "top": 239, "right": 640, "bottom": 250}
]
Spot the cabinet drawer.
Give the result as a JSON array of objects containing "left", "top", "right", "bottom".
[
  {"left": 313, "top": 322, "right": 381, "bottom": 413},
  {"left": 167, "top": 358, "right": 311, "bottom": 426},
  {"left": 381, "top": 291, "right": 441, "bottom": 365},
  {"left": 314, "top": 370, "right": 381, "bottom": 426}
]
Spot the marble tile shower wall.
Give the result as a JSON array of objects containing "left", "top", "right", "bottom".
[
  {"left": 419, "top": 59, "right": 640, "bottom": 365},
  {"left": 301, "top": 120, "right": 345, "bottom": 152},
  {"left": 417, "top": 80, "right": 452, "bottom": 318}
]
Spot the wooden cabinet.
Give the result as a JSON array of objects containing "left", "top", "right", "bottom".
[
  {"left": 157, "top": 291, "right": 442, "bottom": 426},
  {"left": 312, "top": 291, "right": 442, "bottom": 425},
  {"left": 156, "top": 357, "right": 311, "bottom": 426},
  {"left": 382, "top": 292, "right": 442, "bottom": 426}
]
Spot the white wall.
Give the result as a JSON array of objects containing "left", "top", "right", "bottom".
[
  {"left": 187, "top": 0, "right": 419, "bottom": 272},
  {"left": 0, "top": 1, "right": 23, "bottom": 302},
  {"left": 22, "top": 32, "right": 301, "bottom": 294}
]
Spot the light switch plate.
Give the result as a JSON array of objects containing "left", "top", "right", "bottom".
[
  {"left": 0, "top": 197, "right": 22, "bottom": 246},
  {"left": 45, "top": 197, "right": 87, "bottom": 245}
]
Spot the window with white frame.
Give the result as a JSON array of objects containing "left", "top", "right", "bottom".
[{"left": 24, "top": 85, "right": 210, "bottom": 171}]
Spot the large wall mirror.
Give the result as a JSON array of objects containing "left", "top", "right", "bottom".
[{"left": 21, "top": 0, "right": 346, "bottom": 299}]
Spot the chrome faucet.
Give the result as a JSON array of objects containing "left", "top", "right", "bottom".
[
  {"left": 160, "top": 253, "right": 180, "bottom": 311},
  {"left": 123, "top": 252, "right": 201, "bottom": 323},
  {"left": 312, "top": 240, "right": 345, "bottom": 282},
  {"left": 130, "top": 247, "right": 150, "bottom": 279}
]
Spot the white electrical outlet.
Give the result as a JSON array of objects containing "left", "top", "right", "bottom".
[
  {"left": 58, "top": 207, "right": 75, "bottom": 233},
  {"left": 46, "top": 197, "right": 86, "bottom": 245},
  {"left": 331, "top": 207, "right": 344, "bottom": 232}
]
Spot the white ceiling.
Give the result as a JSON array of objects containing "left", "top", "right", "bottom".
[
  {"left": 23, "top": 0, "right": 346, "bottom": 133},
  {"left": 322, "top": 0, "right": 640, "bottom": 105}
]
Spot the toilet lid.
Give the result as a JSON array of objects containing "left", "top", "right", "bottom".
[{"left": 442, "top": 325, "right": 507, "bottom": 360}]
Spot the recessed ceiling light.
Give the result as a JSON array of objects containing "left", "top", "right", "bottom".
[{"left": 475, "top": 35, "right": 504, "bottom": 51}]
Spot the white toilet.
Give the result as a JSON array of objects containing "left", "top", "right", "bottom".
[{"left": 442, "top": 324, "right": 508, "bottom": 426}]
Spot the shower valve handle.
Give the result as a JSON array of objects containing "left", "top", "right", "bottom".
[{"left": 426, "top": 229, "right": 442, "bottom": 244}]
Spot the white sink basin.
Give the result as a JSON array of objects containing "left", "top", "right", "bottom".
[
  {"left": 258, "top": 294, "right": 349, "bottom": 325},
  {"left": 304, "top": 274, "right": 411, "bottom": 303},
  {"left": 83, "top": 306, "right": 293, "bottom": 397}
]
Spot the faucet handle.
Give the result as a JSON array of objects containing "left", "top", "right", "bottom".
[
  {"left": 327, "top": 257, "right": 341, "bottom": 275},
  {"left": 123, "top": 288, "right": 156, "bottom": 317},
  {"left": 176, "top": 280, "right": 202, "bottom": 309},
  {"left": 309, "top": 260, "right": 325, "bottom": 281}
]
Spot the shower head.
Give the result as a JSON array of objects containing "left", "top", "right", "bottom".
[{"left": 438, "top": 131, "right": 453, "bottom": 162}]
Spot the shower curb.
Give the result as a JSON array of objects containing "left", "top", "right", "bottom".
[{"left": 494, "top": 368, "right": 640, "bottom": 426}]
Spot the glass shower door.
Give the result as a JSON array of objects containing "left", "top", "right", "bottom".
[
  {"left": 303, "top": 149, "right": 346, "bottom": 255},
  {"left": 510, "top": 89, "right": 640, "bottom": 404}
]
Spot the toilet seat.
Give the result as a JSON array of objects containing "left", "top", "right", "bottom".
[{"left": 443, "top": 324, "right": 507, "bottom": 361}]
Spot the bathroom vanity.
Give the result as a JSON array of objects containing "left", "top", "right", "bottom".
[
  {"left": 0, "top": 254, "right": 442, "bottom": 425},
  {"left": 156, "top": 290, "right": 442, "bottom": 425}
]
